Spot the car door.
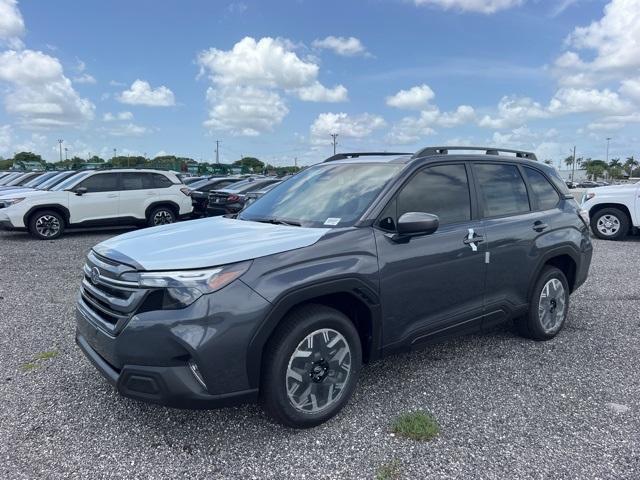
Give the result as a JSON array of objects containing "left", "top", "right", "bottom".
[
  {"left": 119, "top": 172, "right": 159, "bottom": 220},
  {"left": 471, "top": 163, "right": 545, "bottom": 325},
  {"left": 375, "top": 163, "right": 487, "bottom": 350},
  {"left": 68, "top": 172, "right": 120, "bottom": 224}
]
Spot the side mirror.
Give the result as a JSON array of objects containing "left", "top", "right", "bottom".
[
  {"left": 74, "top": 187, "right": 88, "bottom": 196},
  {"left": 397, "top": 212, "right": 439, "bottom": 236}
]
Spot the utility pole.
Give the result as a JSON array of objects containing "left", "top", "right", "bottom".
[
  {"left": 294, "top": 157, "right": 298, "bottom": 169},
  {"left": 113, "top": 148, "right": 117, "bottom": 162},
  {"left": 330, "top": 134, "right": 338, "bottom": 155},
  {"left": 571, "top": 146, "right": 576, "bottom": 182},
  {"left": 58, "top": 139, "right": 63, "bottom": 162},
  {"left": 215, "top": 140, "right": 220, "bottom": 164},
  {"left": 606, "top": 137, "right": 611, "bottom": 163},
  {"left": 64, "top": 147, "right": 68, "bottom": 161}
]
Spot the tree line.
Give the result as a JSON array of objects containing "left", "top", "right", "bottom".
[
  {"left": 555, "top": 155, "right": 639, "bottom": 180},
  {"left": 0, "top": 152, "right": 301, "bottom": 176}
]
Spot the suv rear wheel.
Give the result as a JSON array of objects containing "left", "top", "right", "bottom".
[
  {"left": 591, "top": 207, "right": 629, "bottom": 240},
  {"left": 28, "top": 210, "right": 65, "bottom": 240},
  {"left": 516, "top": 266, "right": 569, "bottom": 340},
  {"left": 261, "top": 304, "right": 362, "bottom": 428},
  {"left": 147, "top": 206, "right": 176, "bottom": 227}
]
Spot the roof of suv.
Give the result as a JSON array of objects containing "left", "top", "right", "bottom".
[{"left": 323, "top": 146, "right": 538, "bottom": 166}]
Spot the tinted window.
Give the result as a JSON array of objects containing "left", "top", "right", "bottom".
[
  {"left": 474, "top": 164, "right": 530, "bottom": 217},
  {"left": 396, "top": 164, "right": 471, "bottom": 225},
  {"left": 241, "top": 180, "right": 280, "bottom": 193},
  {"left": 152, "top": 173, "right": 173, "bottom": 188},
  {"left": 199, "top": 180, "right": 234, "bottom": 192},
  {"left": 77, "top": 173, "right": 119, "bottom": 192},
  {"left": 523, "top": 167, "right": 560, "bottom": 210},
  {"left": 121, "top": 173, "right": 152, "bottom": 190}
]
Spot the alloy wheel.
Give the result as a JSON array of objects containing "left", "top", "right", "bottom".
[
  {"left": 153, "top": 210, "right": 174, "bottom": 225},
  {"left": 286, "top": 328, "right": 352, "bottom": 414},
  {"left": 596, "top": 214, "right": 620, "bottom": 237},
  {"left": 538, "top": 278, "right": 566, "bottom": 333},
  {"left": 35, "top": 215, "right": 61, "bottom": 238}
]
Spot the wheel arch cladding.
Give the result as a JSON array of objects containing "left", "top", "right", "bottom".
[
  {"left": 24, "top": 204, "right": 70, "bottom": 227},
  {"left": 245, "top": 281, "right": 381, "bottom": 389},
  {"left": 145, "top": 201, "right": 179, "bottom": 218},
  {"left": 535, "top": 252, "right": 576, "bottom": 294}
]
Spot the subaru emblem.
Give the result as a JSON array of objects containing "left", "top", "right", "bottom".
[{"left": 90, "top": 267, "right": 100, "bottom": 285}]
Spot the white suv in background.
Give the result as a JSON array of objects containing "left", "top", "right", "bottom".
[{"left": 0, "top": 169, "right": 192, "bottom": 239}]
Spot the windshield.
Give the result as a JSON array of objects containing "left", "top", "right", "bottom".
[
  {"left": 51, "top": 171, "right": 90, "bottom": 191},
  {"left": 37, "top": 172, "right": 75, "bottom": 190},
  {"left": 239, "top": 163, "right": 404, "bottom": 227},
  {"left": 23, "top": 172, "right": 58, "bottom": 188}
]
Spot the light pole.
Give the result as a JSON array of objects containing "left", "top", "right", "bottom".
[
  {"left": 58, "top": 139, "right": 63, "bottom": 162},
  {"left": 606, "top": 137, "right": 611, "bottom": 163},
  {"left": 64, "top": 147, "right": 68, "bottom": 161}
]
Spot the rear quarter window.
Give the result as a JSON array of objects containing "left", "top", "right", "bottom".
[{"left": 523, "top": 167, "right": 560, "bottom": 210}]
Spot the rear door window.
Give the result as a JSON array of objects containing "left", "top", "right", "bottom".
[
  {"left": 152, "top": 173, "right": 173, "bottom": 188},
  {"left": 473, "top": 163, "right": 530, "bottom": 217},
  {"left": 523, "top": 167, "right": 560, "bottom": 210}
]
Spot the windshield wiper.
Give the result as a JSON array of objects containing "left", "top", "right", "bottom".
[{"left": 253, "top": 217, "right": 301, "bottom": 227}]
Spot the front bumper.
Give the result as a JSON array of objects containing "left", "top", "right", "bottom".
[{"left": 75, "top": 279, "right": 271, "bottom": 409}]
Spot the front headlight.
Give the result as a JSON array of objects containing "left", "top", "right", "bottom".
[
  {"left": 582, "top": 192, "right": 596, "bottom": 204},
  {"left": 125, "top": 261, "right": 251, "bottom": 309},
  {"left": 2, "top": 197, "right": 25, "bottom": 207}
]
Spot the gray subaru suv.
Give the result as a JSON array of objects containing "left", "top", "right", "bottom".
[{"left": 75, "top": 146, "right": 592, "bottom": 428}]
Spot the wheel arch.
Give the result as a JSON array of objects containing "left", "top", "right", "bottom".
[
  {"left": 589, "top": 203, "right": 632, "bottom": 226},
  {"left": 529, "top": 247, "right": 579, "bottom": 297},
  {"left": 145, "top": 201, "right": 180, "bottom": 219},
  {"left": 246, "top": 279, "right": 382, "bottom": 389},
  {"left": 23, "top": 204, "right": 70, "bottom": 228}
]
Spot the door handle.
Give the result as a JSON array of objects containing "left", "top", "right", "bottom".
[
  {"left": 533, "top": 221, "right": 549, "bottom": 232},
  {"left": 463, "top": 228, "right": 484, "bottom": 251}
]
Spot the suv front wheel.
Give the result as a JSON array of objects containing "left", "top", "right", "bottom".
[
  {"left": 516, "top": 266, "right": 569, "bottom": 340},
  {"left": 261, "top": 304, "right": 362, "bottom": 428},
  {"left": 28, "top": 210, "right": 65, "bottom": 240},
  {"left": 591, "top": 207, "right": 629, "bottom": 240}
]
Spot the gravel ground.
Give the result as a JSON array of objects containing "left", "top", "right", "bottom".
[{"left": 0, "top": 228, "right": 638, "bottom": 479}]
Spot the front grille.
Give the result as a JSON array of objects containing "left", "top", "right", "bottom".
[{"left": 80, "top": 251, "right": 148, "bottom": 334}]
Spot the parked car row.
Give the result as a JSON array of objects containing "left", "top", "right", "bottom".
[{"left": 0, "top": 169, "right": 287, "bottom": 239}]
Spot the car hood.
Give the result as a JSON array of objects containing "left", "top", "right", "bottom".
[
  {"left": 0, "top": 188, "right": 50, "bottom": 200},
  {"left": 93, "top": 216, "right": 330, "bottom": 271}
]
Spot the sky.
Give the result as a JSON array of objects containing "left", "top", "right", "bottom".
[{"left": 0, "top": 0, "right": 639, "bottom": 167}]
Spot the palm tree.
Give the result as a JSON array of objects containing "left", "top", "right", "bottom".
[
  {"left": 624, "top": 156, "right": 638, "bottom": 178},
  {"left": 564, "top": 156, "right": 574, "bottom": 168}
]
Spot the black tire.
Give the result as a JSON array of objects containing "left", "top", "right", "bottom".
[
  {"left": 515, "top": 266, "right": 569, "bottom": 341},
  {"left": 147, "top": 205, "right": 176, "bottom": 227},
  {"left": 28, "top": 209, "right": 65, "bottom": 240},
  {"left": 260, "top": 304, "right": 362, "bottom": 428},
  {"left": 590, "top": 207, "right": 629, "bottom": 240}
]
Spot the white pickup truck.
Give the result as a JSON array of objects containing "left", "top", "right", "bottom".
[{"left": 581, "top": 182, "right": 640, "bottom": 240}]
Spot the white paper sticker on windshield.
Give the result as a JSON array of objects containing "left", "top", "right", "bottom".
[{"left": 324, "top": 217, "right": 341, "bottom": 226}]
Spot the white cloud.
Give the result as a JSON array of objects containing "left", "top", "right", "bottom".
[
  {"left": 587, "top": 113, "right": 640, "bottom": 131},
  {"left": 386, "top": 84, "right": 435, "bottom": 110},
  {"left": 548, "top": 87, "right": 631, "bottom": 115},
  {"left": 0, "top": 124, "right": 12, "bottom": 156},
  {"left": 73, "top": 73, "right": 96, "bottom": 84},
  {"left": 103, "top": 111, "right": 133, "bottom": 122},
  {"left": 198, "top": 36, "right": 347, "bottom": 135},
  {"left": 620, "top": 77, "right": 640, "bottom": 102},
  {"left": 296, "top": 82, "right": 348, "bottom": 102},
  {"left": 198, "top": 37, "right": 318, "bottom": 89},
  {"left": 310, "top": 112, "right": 385, "bottom": 144},
  {"left": 204, "top": 86, "right": 288, "bottom": 136},
  {"left": 437, "top": 105, "right": 476, "bottom": 127},
  {"left": 312, "top": 36, "right": 369, "bottom": 57},
  {"left": 478, "top": 95, "right": 549, "bottom": 129},
  {"left": 413, "top": 0, "right": 524, "bottom": 14},
  {"left": 105, "top": 123, "right": 149, "bottom": 137},
  {"left": 0, "top": 49, "right": 95, "bottom": 128},
  {"left": 117, "top": 79, "right": 175, "bottom": 107},
  {"left": 0, "top": 0, "right": 25, "bottom": 49},
  {"left": 387, "top": 105, "right": 475, "bottom": 144},
  {"left": 554, "top": 0, "right": 640, "bottom": 85}
]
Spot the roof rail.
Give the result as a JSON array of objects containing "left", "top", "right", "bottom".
[
  {"left": 412, "top": 146, "right": 537, "bottom": 161},
  {"left": 323, "top": 152, "right": 412, "bottom": 162}
]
